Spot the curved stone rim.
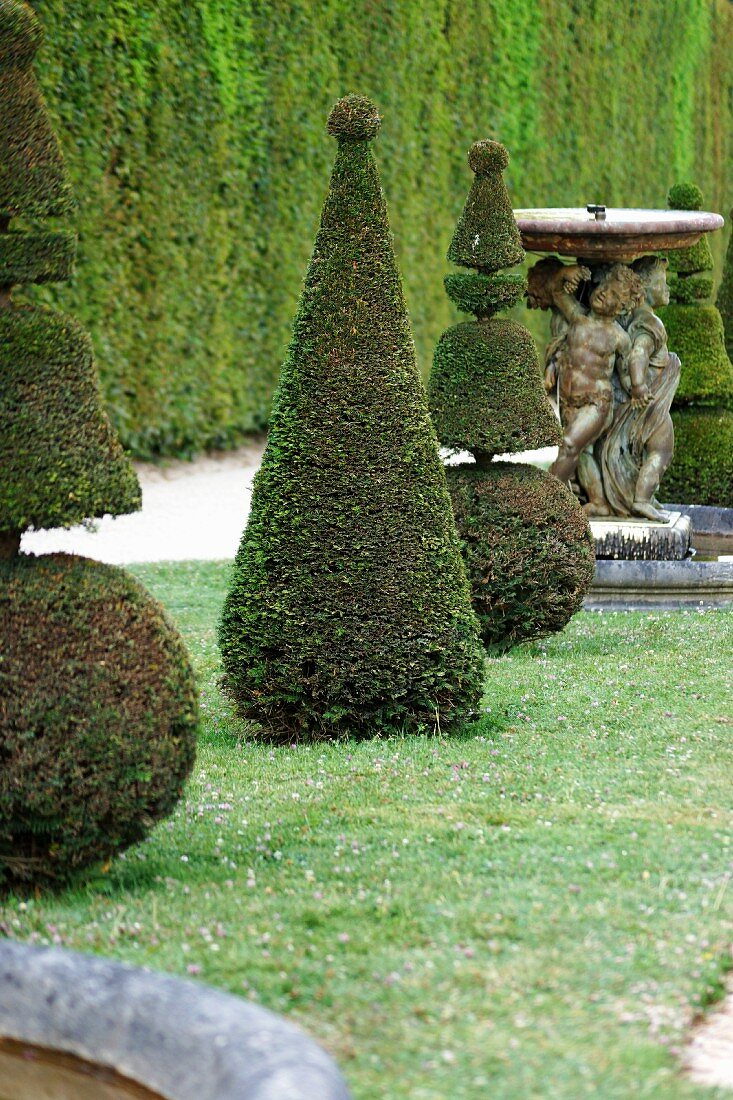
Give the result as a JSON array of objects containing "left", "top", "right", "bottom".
[
  {"left": 513, "top": 208, "right": 725, "bottom": 235},
  {"left": 0, "top": 941, "right": 352, "bottom": 1100}
]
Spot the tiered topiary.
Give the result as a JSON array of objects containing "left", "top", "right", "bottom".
[
  {"left": 659, "top": 183, "right": 733, "bottom": 506},
  {"left": 219, "top": 95, "right": 485, "bottom": 742},
  {"left": 428, "top": 141, "right": 595, "bottom": 649},
  {"left": 0, "top": 0, "right": 198, "bottom": 888}
]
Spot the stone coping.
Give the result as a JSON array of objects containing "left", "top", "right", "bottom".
[
  {"left": 0, "top": 941, "right": 352, "bottom": 1100},
  {"left": 587, "top": 558, "right": 733, "bottom": 610},
  {"left": 513, "top": 208, "right": 724, "bottom": 235}
]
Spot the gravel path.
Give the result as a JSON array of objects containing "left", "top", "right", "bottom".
[{"left": 21, "top": 443, "right": 556, "bottom": 564}]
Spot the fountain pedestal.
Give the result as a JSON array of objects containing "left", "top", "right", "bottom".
[{"left": 590, "top": 511, "right": 691, "bottom": 561}]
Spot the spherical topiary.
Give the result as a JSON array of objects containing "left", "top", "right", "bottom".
[
  {"left": 467, "top": 139, "right": 509, "bottom": 174},
  {"left": 327, "top": 94, "right": 381, "bottom": 142},
  {"left": 661, "top": 408, "right": 733, "bottom": 506},
  {"left": 668, "top": 182, "right": 704, "bottom": 211},
  {"left": 219, "top": 98, "right": 484, "bottom": 741},
  {"left": 429, "top": 320, "right": 562, "bottom": 456},
  {"left": 446, "top": 463, "right": 596, "bottom": 649},
  {"left": 0, "top": 553, "right": 199, "bottom": 888}
]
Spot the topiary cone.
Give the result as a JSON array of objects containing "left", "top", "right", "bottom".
[
  {"left": 717, "top": 207, "right": 733, "bottom": 363},
  {"left": 428, "top": 139, "right": 594, "bottom": 649},
  {"left": 659, "top": 182, "right": 733, "bottom": 505},
  {"left": 219, "top": 95, "right": 485, "bottom": 741}
]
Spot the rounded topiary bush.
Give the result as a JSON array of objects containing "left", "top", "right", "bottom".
[
  {"left": 0, "top": 553, "right": 198, "bottom": 887},
  {"left": 661, "top": 409, "right": 733, "bottom": 506},
  {"left": 446, "top": 463, "right": 596, "bottom": 649}
]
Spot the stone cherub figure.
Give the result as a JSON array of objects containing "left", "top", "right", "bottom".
[
  {"left": 529, "top": 260, "right": 646, "bottom": 514},
  {"left": 600, "top": 255, "right": 679, "bottom": 521}
]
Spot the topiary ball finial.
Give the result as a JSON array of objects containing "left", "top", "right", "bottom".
[
  {"left": 327, "top": 95, "right": 381, "bottom": 142},
  {"left": 468, "top": 140, "right": 509, "bottom": 175},
  {"left": 0, "top": 0, "right": 42, "bottom": 66},
  {"left": 668, "top": 182, "right": 704, "bottom": 211}
]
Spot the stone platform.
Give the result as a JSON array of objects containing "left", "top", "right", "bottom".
[{"left": 590, "top": 511, "right": 692, "bottom": 561}]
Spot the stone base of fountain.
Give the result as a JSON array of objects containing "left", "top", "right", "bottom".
[{"left": 590, "top": 511, "right": 692, "bottom": 561}]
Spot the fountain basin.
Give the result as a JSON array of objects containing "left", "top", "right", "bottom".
[{"left": 0, "top": 942, "right": 351, "bottom": 1100}]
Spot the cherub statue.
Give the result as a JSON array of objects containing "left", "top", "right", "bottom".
[
  {"left": 536, "top": 262, "right": 646, "bottom": 512},
  {"left": 600, "top": 256, "right": 679, "bottom": 521}
]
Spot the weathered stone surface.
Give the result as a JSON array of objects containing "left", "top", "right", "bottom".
[
  {"left": 591, "top": 511, "right": 692, "bottom": 560},
  {"left": 0, "top": 942, "right": 352, "bottom": 1100},
  {"left": 586, "top": 558, "right": 733, "bottom": 610}
]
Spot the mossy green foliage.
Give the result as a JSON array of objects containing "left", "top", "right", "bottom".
[
  {"left": 668, "top": 272, "right": 713, "bottom": 304},
  {"left": 446, "top": 463, "right": 595, "bottom": 649},
  {"left": 28, "top": 0, "right": 733, "bottom": 458},
  {"left": 0, "top": 227, "right": 76, "bottom": 285},
  {"left": 444, "top": 272, "right": 525, "bottom": 317},
  {"left": 219, "top": 97, "right": 484, "bottom": 743},
  {"left": 717, "top": 207, "right": 733, "bottom": 361},
  {"left": 448, "top": 141, "right": 524, "bottom": 272},
  {"left": 662, "top": 409, "right": 733, "bottom": 506},
  {"left": 429, "top": 319, "right": 562, "bottom": 455},
  {"left": 0, "top": 1, "right": 73, "bottom": 218},
  {"left": 658, "top": 304, "right": 733, "bottom": 408},
  {"left": 0, "top": 553, "right": 198, "bottom": 888},
  {"left": 0, "top": 305, "right": 141, "bottom": 531}
]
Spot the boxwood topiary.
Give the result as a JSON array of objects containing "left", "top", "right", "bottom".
[
  {"left": 428, "top": 139, "right": 591, "bottom": 649},
  {"left": 659, "top": 304, "right": 733, "bottom": 407},
  {"left": 219, "top": 96, "right": 484, "bottom": 742},
  {"left": 0, "top": 553, "right": 198, "bottom": 888},
  {"left": 447, "top": 463, "right": 595, "bottom": 649},
  {"left": 0, "top": 305, "right": 141, "bottom": 532}
]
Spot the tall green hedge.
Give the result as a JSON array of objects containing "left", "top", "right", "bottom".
[{"left": 31, "top": 0, "right": 733, "bottom": 458}]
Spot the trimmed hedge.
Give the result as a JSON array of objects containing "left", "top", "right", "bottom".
[
  {"left": 0, "top": 304, "right": 141, "bottom": 532},
  {"left": 219, "top": 97, "right": 484, "bottom": 742},
  {"left": 27, "top": 0, "right": 733, "bottom": 457},
  {"left": 0, "top": 553, "right": 198, "bottom": 888},
  {"left": 718, "top": 207, "right": 733, "bottom": 362},
  {"left": 0, "top": 228, "right": 76, "bottom": 285},
  {"left": 659, "top": 304, "right": 733, "bottom": 407},
  {"left": 661, "top": 409, "right": 733, "bottom": 507},
  {"left": 447, "top": 463, "right": 595, "bottom": 649}
]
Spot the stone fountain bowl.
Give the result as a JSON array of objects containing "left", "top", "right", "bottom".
[
  {"left": 513, "top": 207, "right": 724, "bottom": 261},
  {"left": 0, "top": 941, "right": 352, "bottom": 1100}
]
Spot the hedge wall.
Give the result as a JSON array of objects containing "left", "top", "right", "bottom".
[{"left": 30, "top": 0, "right": 733, "bottom": 458}]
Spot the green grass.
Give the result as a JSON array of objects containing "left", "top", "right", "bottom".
[{"left": 2, "top": 560, "right": 732, "bottom": 1099}]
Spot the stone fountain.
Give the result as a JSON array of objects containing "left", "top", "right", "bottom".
[{"left": 513, "top": 205, "right": 733, "bottom": 607}]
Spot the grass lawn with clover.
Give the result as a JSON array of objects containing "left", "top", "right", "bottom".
[{"left": 2, "top": 560, "right": 732, "bottom": 1100}]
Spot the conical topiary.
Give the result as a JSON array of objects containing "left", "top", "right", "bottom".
[
  {"left": 659, "top": 182, "right": 733, "bottom": 505},
  {"left": 717, "top": 207, "right": 733, "bottom": 364},
  {"left": 219, "top": 95, "right": 485, "bottom": 741},
  {"left": 428, "top": 140, "right": 594, "bottom": 649},
  {"left": 0, "top": 1, "right": 197, "bottom": 888}
]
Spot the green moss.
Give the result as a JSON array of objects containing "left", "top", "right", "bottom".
[
  {"left": 717, "top": 208, "right": 733, "bottom": 361},
  {"left": 429, "top": 319, "right": 562, "bottom": 455},
  {"left": 662, "top": 408, "right": 733, "bottom": 506},
  {"left": 0, "top": 305, "right": 141, "bottom": 532},
  {"left": 448, "top": 141, "right": 524, "bottom": 273},
  {"left": 0, "top": 0, "right": 73, "bottom": 218},
  {"left": 668, "top": 272, "right": 714, "bottom": 304},
  {"left": 444, "top": 272, "right": 526, "bottom": 317},
  {"left": 659, "top": 303, "right": 733, "bottom": 407},
  {"left": 0, "top": 552, "right": 198, "bottom": 888},
  {"left": 219, "top": 97, "right": 484, "bottom": 742},
  {"left": 0, "top": 228, "right": 76, "bottom": 285},
  {"left": 446, "top": 463, "right": 596, "bottom": 650}
]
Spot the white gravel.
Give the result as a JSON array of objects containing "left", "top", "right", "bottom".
[{"left": 21, "top": 443, "right": 557, "bottom": 565}]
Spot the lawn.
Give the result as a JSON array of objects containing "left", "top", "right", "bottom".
[{"left": 2, "top": 561, "right": 732, "bottom": 1099}]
